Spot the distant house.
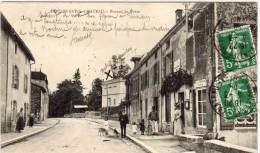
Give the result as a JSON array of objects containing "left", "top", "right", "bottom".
[
  {"left": 31, "top": 71, "right": 49, "bottom": 122},
  {"left": 1, "top": 14, "right": 35, "bottom": 133},
  {"left": 101, "top": 79, "right": 126, "bottom": 108}
]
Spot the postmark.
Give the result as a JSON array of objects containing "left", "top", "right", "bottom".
[
  {"left": 216, "top": 25, "right": 256, "bottom": 72},
  {"left": 216, "top": 75, "right": 256, "bottom": 120}
]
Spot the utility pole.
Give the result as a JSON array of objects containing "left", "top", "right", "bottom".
[{"left": 106, "top": 83, "right": 109, "bottom": 120}]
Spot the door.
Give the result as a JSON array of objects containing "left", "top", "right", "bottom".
[
  {"left": 12, "top": 101, "right": 17, "bottom": 122},
  {"left": 178, "top": 92, "right": 185, "bottom": 127},
  {"left": 165, "top": 94, "right": 171, "bottom": 122},
  {"left": 153, "top": 97, "right": 159, "bottom": 112}
]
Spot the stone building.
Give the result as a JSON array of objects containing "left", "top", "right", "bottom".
[
  {"left": 126, "top": 47, "right": 161, "bottom": 125},
  {"left": 126, "top": 2, "right": 257, "bottom": 149},
  {"left": 1, "top": 14, "right": 35, "bottom": 132},
  {"left": 159, "top": 2, "right": 216, "bottom": 136},
  {"left": 31, "top": 71, "right": 49, "bottom": 122}
]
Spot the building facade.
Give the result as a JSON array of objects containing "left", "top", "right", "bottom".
[
  {"left": 31, "top": 71, "right": 49, "bottom": 122},
  {"left": 1, "top": 14, "right": 35, "bottom": 133},
  {"left": 126, "top": 2, "right": 257, "bottom": 149},
  {"left": 101, "top": 79, "right": 126, "bottom": 108}
]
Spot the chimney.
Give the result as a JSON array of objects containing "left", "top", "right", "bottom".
[
  {"left": 130, "top": 55, "right": 142, "bottom": 68},
  {"left": 175, "top": 9, "right": 183, "bottom": 23}
]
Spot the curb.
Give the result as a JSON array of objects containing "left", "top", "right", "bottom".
[
  {"left": 1, "top": 119, "right": 60, "bottom": 148},
  {"left": 86, "top": 118, "right": 158, "bottom": 153}
]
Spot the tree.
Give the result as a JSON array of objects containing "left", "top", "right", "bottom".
[
  {"left": 86, "top": 78, "right": 102, "bottom": 111},
  {"left": 73, "top": 68, "right": 83, "bottom": 92},
  {"left": 102, "top": 54, "right": 131, "bottom": 80},
  {"left": 49, "top": 69, "right": 86, "bottom": 117}
]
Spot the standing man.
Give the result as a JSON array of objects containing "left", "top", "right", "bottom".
[
  {"left": 119, "top": 109, "right": 128, "bottom": 138},
  {"left": 148, "top": 106, "right": 159, "bottom": 135}
]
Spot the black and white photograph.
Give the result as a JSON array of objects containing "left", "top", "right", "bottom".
[{"left": 0, "top": 1, "right": 258, "bottom": 153}]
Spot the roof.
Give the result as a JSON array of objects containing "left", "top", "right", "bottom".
[
  {"left": 1, "top": 13, "right": 35, "bottom": 61},
  {"left": 31, "top": 83, "right": 46, "bottom": 93},
  {"left": 31, "top": 71, "right": 48, "bottom": 84},
  {"left": 102, "top": 78, "right": 125, "bottom": 85}
]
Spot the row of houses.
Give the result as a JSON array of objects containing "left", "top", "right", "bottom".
[
  {"left": 123, "top": 2, "right": 257, "bottom": 149},
  {"left": 1, "top": 13, "right": 49, "bottom": 133}
]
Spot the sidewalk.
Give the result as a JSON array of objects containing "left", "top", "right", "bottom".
[
  {"left": 86, "top": 118, "right": 192, "bottom": 153},
  {"left": 1, "top": 118, "right": 60, "bottom": 148}
]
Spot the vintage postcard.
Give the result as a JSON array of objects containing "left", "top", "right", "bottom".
[{"left": 0, "top": 1, "right": 258, "bottom": 153}]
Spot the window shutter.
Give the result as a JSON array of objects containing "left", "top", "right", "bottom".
[
  {"left": 205, "top": 89, "right": 214, "bottom": 131},
  {"left": 192, "top": 90, "right": 196, "bottom": 127},
  {"left": 150, "top": 66, "right": 154, "bottom": 85},
  {"left": 12, "top": 65, "right": 15, "bottom": 88},
  {"left": 17, "top": 67, "right": 19, "bottom": 89},
  {"left": 186, "top": 37, "right": 194, "bottom": 71}
]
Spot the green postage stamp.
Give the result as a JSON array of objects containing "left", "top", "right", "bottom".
[
  {"left": 217, "top": 25, "right": 256, "bottom": 72},
  {"left": 217, "top": 75, "right": 256, "bottom": 120}
]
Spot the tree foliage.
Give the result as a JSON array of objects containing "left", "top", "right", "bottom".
[
  {"left": 49, "top": 68, "right": 86, "bottom": 117},
  {"left": 160, "top": 69, "right": 193, "bottom": 95},
  {"left": 86, "top": 78, "right": 102, "bottom": 111},
  {"left": 102, "top": 55, "right": 131, "bottom": 80}
]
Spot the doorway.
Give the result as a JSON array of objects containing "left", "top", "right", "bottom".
[
  {"left": 165, "top": 94, "right": 171, "bottom": 122},
  {"left": 153, "top": 97, "right": 159, "bottom": 112},
  {"left": 178, "top": 92, "right": 185, "bottom": 133}
]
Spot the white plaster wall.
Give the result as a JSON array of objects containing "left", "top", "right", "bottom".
[
  {"left": 220, "top": 129, "right": 257, "bottom": 149},
  {"left": 101, "top": 79, "right": 126, "bottom": 108}
]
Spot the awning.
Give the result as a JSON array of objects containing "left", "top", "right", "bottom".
[{"left": 74, "top": 105, "right": 88, "bottom": 109}]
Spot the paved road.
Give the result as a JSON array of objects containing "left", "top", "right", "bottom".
[{"left": 2, "top": 118, "right": 146, "bottom": 153}]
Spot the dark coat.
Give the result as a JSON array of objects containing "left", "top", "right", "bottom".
[
  {"left": 119, "top": 114, "right": 128, "bottom": 126},
  {"left": 148, "top": 111, "right": 158, "bottom": 121},
  {"left": 139, "top": 122, "right": 145, "bottom": 131},
  {"left": 28, "top": 116, "right": 34, "bottom": 127},
  {"left": 16, "top": 113, "right": 24, "bottom": 131}
]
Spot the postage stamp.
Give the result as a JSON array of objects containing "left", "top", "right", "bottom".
[
  {"left": 217, "top": 25, "right": 256, "bottom": 72},
  {"left": 217, "top": 75, "right": 256, "bottom": 120}
]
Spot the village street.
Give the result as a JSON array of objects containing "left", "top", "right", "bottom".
[{"left": 1, "top": 118, "right": 146, "bottom": 153}]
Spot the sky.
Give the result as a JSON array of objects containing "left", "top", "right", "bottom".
[{"left": 1, "top": 2, "right": 188, "bottom": 94}]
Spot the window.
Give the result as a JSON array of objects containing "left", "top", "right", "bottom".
[
  {"left": 165, "top": 52, "right": 173, "bottom": 76},
  {"left": 141, "top": 71, "right": 149, "bottom": 90},
  {"left": 132, "top": 77, "right": 138, "bottom": 95},
  {"left": 108, "top": 98, "right": 111, "bottom": 107},
  {"left": 188, "top": 14, "right": 193, "bottom": 31},
  {"left": 197, "top": 89, "right": 207, "bottom": 127},
  {"left": 12, "top": 65, "right": 19, "bottom": 89},
  {"left": 145, "top": 99, "right": 148, "bottom": 118},
  {"left": 15, "top": 44, "right": 17, "bottom": 54},
  {"left": 153, "top": 62, "right": 159, "bottom": 85},
  {"left": 24, "top": 74, "right": 28, "bottom": 93},
  {"left": 113, "top": 99, "right": 116, "bottom": 106},
  {"left": 186, "top": 37, "right": 194, "bottom": 71}
]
